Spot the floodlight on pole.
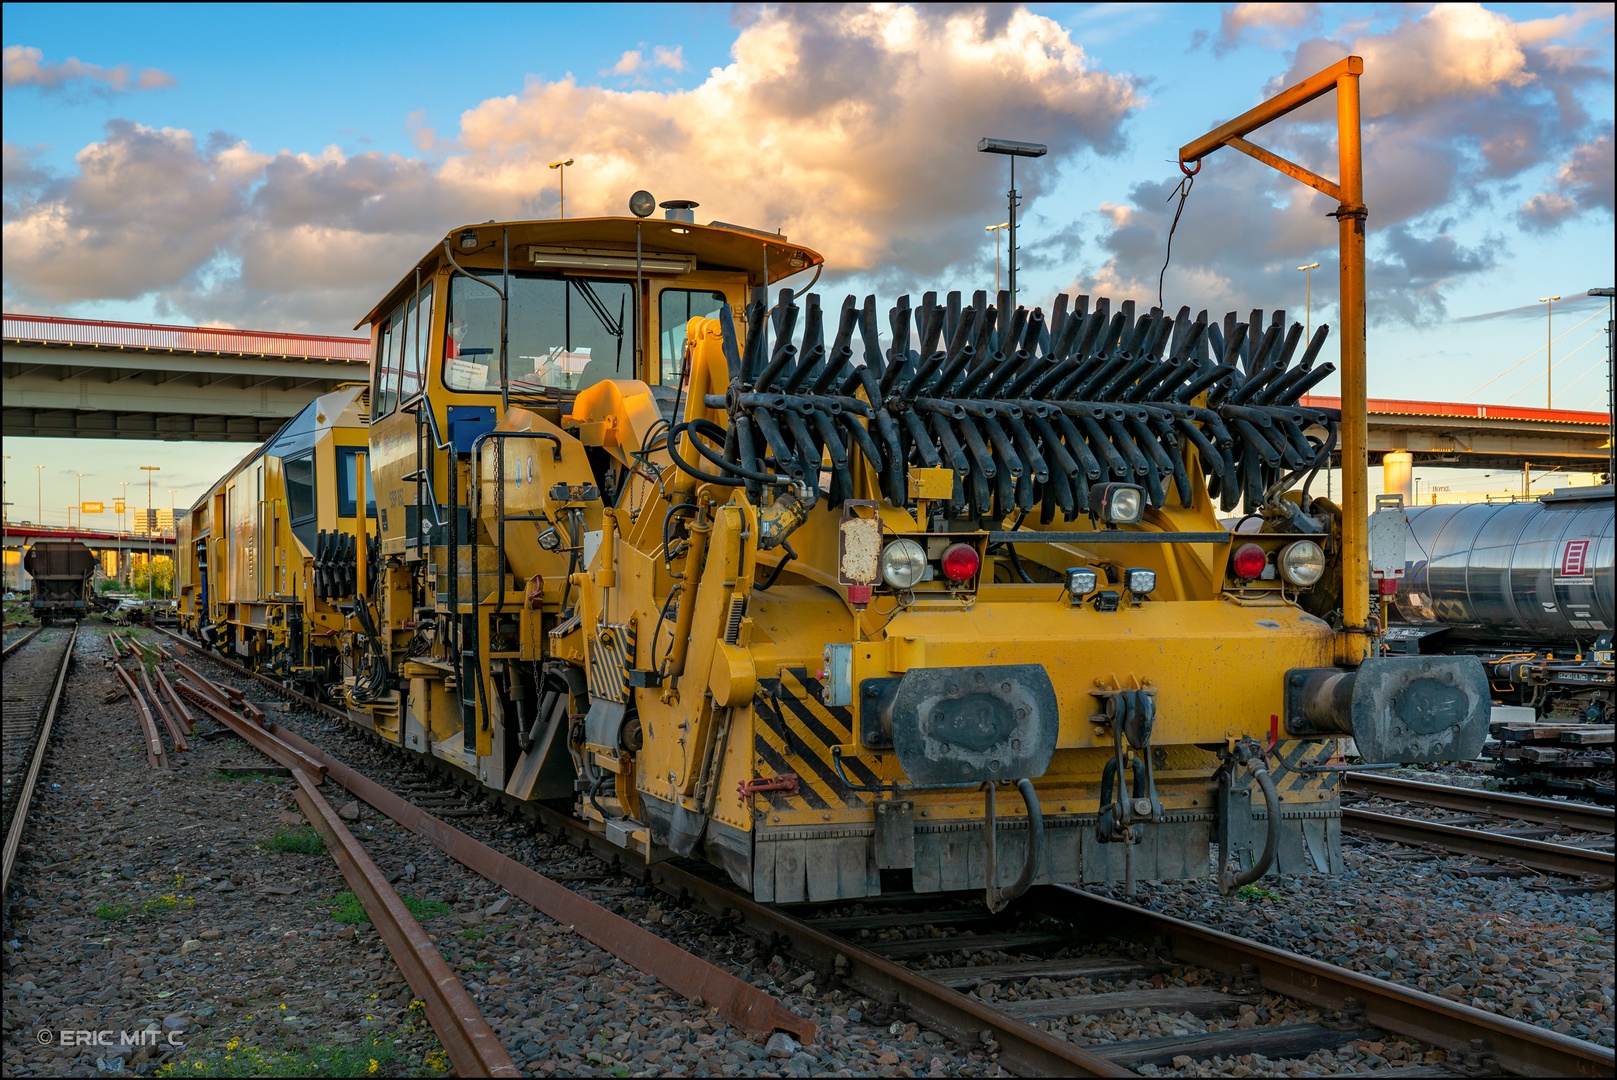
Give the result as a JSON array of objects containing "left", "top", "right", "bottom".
[
  {"left": 1538, "top": 296, "right": 1560, "bottom": 410},
  {"left": 1297, "top": 263, "right": 1320, "bottom": 341},
  {"left": 550, "top": 158, "right": 574, "bottom": 219},
  {"left": 977, "top": 138, "right": 1047, "bottom": 309}
]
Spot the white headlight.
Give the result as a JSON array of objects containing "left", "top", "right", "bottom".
[
  {"left": 1125, "top": 568, "right": 1156, "bottom": 595},
  {"left": 880, "top": 539, "right": 927, "bottom": 589},
  {"left": 1279, "top": 540, "right": 1326, "bottom": 587},
  {"left": 1066, "top": 567, "right": 1098, "bottom": 602}
]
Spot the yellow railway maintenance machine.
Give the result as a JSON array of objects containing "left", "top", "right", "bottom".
[
  {"left": 347, "top": 57, "right": 1485, "bottom": 906},
  {"left": 177, "top": 382, "right": 376, "bottom": 697}
]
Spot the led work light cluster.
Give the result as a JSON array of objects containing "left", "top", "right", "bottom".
[{"left": 1065, "top": 565, "right": 1155, "bottom": 610}]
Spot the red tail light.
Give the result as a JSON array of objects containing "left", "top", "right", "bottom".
[
  {"left": 1232, "top": 543, "right": 1267, "bottom": 580},
  {"left": 940, "top": 542, "right": 980, "bottom": 582}
]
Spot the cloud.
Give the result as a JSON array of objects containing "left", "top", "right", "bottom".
[
  {"left": 3, "top": 5, "right": 1138, "bottom": 332},
  {"left": 606, "top": 44, "right": 686, "bottom": 80},
  {"left": 1087, "top": 3, "right": 1613, "bottom": 328},
  {"left": 1192, "top": 4, "right": 1322, "bottom": 57},
  {"left": 1519, "top": 131, "right": 1614, "bottom": 231},
  {"left": 3, "top": 44, "right": 174, "bottom": 94},
  {"left": 1455, "top": 290, "right": 1612, "bottom": 322}
]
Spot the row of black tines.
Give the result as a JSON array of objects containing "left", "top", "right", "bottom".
[{"left": 691, "top": 286, "right": 1338, "bottom": 519}]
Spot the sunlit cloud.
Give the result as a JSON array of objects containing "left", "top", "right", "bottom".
[
  {"left": 3, "top": 5, "right": 1139, "bottom": 332},
  {"left": 3, "top": 44, "right": 174, "bottom": 94}
]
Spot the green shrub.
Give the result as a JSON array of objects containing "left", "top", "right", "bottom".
[{"left": 262, "top": 825, "right": 325, "bottom": 855}]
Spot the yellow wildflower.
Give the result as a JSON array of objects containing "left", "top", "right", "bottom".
[{"left": 369, "top": 1060, "right": 380, "bottom": 1074}]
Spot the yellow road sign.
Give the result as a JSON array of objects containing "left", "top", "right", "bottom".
[
  {"left": 81, "top": 501, "right": 105, "bottom": 514},
  {"left": 114, "top": 499, "right": 126, "bottom": 514}
]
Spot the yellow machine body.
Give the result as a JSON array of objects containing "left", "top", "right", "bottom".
[{"left": 178, "top": 214, "right": 1489, "bottom": 903}]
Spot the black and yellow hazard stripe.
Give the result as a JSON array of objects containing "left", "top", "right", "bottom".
[
  {"left": 1269, "top": 739, "right": 1339, "bottom": 794},
  {"left": 752, "top": 667, "right": 884, "bottom": 811},
  {"left": 587, "top": 621, "right": 635, "bottom": 704}
]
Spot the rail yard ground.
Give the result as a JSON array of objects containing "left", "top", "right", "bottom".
[{"left": 3, "top": 624, "right": 1612, "bottom": 1078}]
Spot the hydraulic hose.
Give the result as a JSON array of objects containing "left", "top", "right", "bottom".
[
  {"left": 1219, "top": 757, "right": 1281, "bottom": 896},
  {"left": 986, "top": 778, "right": 1044, "bottom": 914}
]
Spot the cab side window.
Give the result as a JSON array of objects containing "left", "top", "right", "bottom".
[
  {"left": 374, "top": 300, "right": 406, "bottom": 417},
  {"left": 284, "top": 453, "right": 316, "bottom": 524},
  {"left": 659, "top": 289, "right": 728, "bottom": 385},
  {"left": 400, "top": 281, "right": 434, "bottom": 402}
]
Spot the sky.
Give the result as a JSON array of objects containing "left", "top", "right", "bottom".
[{"left": 3, "top": 2, "right": 1613, "bottom": 524}]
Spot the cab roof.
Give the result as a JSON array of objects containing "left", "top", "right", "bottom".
[{"left": 356, "top": 217, "right": 824, "bottom": 330}]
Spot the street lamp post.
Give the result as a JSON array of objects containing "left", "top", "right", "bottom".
[
  {"left": 549, "top": 158, "right": 574, "bottom": 219},
  {"left": 74, "top": 473, "right": 86, "bottom": 531},
  {"left": 1589, "top": 286, "right": 1615, "bottom": 483},
  {"left": 985, "top": 222, "right": 1009, "bottom": 295},
  {"left": 977, "top": 138, "right": 1047, "bottom": 309},
  {"left": 34, "top": 465, "right": 44, "bottom": 524},
  {"left": 1538, "top": 295, "right": 1560, "bottom": 410},
  {"left": 119, "top": 480, "right": 130, "bottom": 584},
  {"left": 141, "top": 465, "right": 159, "bottom": 597},
  {"left": 1297, "top": 262, "right": 1320, "bottom": 341},
  {"left": 168, "top": 489, "right": 178, "bottom": 601}
]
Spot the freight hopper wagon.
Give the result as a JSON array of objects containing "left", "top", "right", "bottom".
[
  {"left": 177, "top": 383, "right": 376, "bottom": 699},
  {"left": 303, "top": 215, "right": 1488, "bottom": 906},
  {"left": 24, "top": 539, "right": 100, "bottom": 623}
]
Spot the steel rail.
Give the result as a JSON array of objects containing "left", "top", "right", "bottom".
[
  {"left": 175, "top": 662, "right": 518, "bottom": 1078},
  {"left": 261, "top": 722, "right": 819, "bottom": 1046},
  {"left": 150, "top": 627, "right": 1613, "bottom": 1075},
  {"left": 517, "top": 793, "right": 1129, "bottom": 1077},
  {"left": 2, "top": 625, "right": 76, "bottom": 899},
  {"left": 286, "top": 763, "right": 520, "bottom": 1077},
  {"left": 150, "top": 633, "right": 820, "bottom": 1047},
  {"left": 2, "top": 625, "right": 45, "bottom": 662},
  {"left": 1029, "top": 887, "right": 1614, "bottom": 1079},
  {"left": 1342, "top": 806, "right": 1613, "bottom": 881},
  {"left": 113, "top": 662, "right": 167, "bottom": 769},
  {"left": 638, "top": 857, "right": 1132, "bottom": 1077},
  {"left": 1342, "top": 772, "right": 1614, "bottom": 834}
]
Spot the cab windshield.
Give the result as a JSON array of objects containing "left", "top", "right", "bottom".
[{"left": 444, "top": 271, "right": 634, "bottom": 394}]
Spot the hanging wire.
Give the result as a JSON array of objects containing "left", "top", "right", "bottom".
[{"left": 1158, "top": 159, "right": 1199, "bottom": 311}]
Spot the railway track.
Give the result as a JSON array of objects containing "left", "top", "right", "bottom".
[
  {"left": 151, "top": 627, "right": 1615, "bottom": 1078},
  {"left": 1341, "top": 772, "right": 1614, "bottom": 884},
  {"left": 2, "top": 624, "right": 76, "bottom": 901},
  {"left": 2, "top": 624, "right": 44, "bottom": 662}
]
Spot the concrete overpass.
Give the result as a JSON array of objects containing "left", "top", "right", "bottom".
[
  {"left": 1300, "top": 395, "right": 1611, "bottom": 472},
  {"left": 3, "top": 313, "right": 370, "bottom": 442},
  {"left": 2, "top": 523, "right": 177, "bottom": 591},
  {"left": 2, "top": 522, "right": 176, "bottom": 554}
]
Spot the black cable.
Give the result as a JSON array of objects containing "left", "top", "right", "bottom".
[
  {"left": 1005, "top": 543, "right": 1035, "bottom": 584},
  {"left": 1158, "top": 170, "right": 1195, "bottom": 311},
  {"left": 755, "top": 540, "right": 797, "bottom": 591}
]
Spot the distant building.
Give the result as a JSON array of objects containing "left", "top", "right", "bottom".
[{"left": 133, "top": 508, "right": 175, "bottom": 536}]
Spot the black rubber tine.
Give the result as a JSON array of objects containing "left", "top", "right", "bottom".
[
  {"left": 889, "top": 295, "right": 912, "bottom": 362},
  {"left": 858, "top": 295, "right": 885, "bottom": 380},
  {"left": 720, "top": 303, "right": 746, "bottom": 385}
]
